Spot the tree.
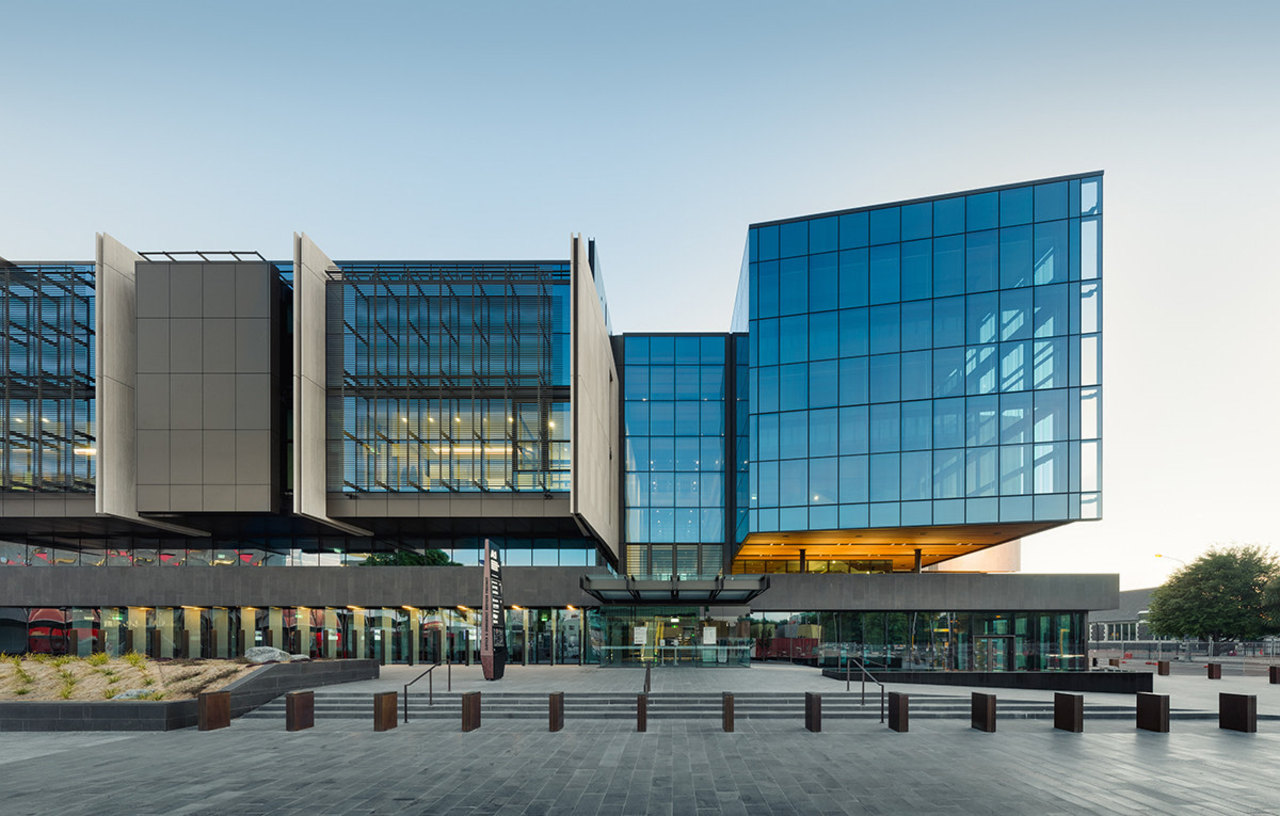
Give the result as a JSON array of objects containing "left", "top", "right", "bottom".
[
  {"left": 359, "top": 549, "right": 458, "bottom": 567},
  {"left": 1146, "top": 545, "right": 1280, "bottom": 643}
]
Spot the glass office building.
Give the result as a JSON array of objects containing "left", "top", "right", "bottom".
[{"left": 0, "top": 173, "right": 1110, "bottom": 673}]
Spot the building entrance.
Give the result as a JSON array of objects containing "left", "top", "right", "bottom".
[{"left": 973, "top": 635, "right": 1013, "bottom": 672}]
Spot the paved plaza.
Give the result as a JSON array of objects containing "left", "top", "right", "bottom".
[{"left": 1, "top": 664, "right": 1277, "bottom": 815}]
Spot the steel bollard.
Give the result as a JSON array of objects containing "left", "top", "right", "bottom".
[
  {"left": 1053, "top": 693, "right": 1084, "bottom": 733},
  {"left": 637, "top": 694, "right": 647, "bottom": 732},
  {"left": 549, "top": 692, "right": 564, "bottom": 732},
  {"left": 971, "top": 692, "right": 996, "bottom": 733},
  {"left": 286, "top": 691, "right": 314, "bottom": 732},
  {"left": 888, "top": 692, "right": 909, "bottom": 733},
  {"left": 804, "top": 692, "right": 821, "bottom": 733},
  {"left": 198, "top": 691, "right": 231, "bottom": 731},
  {"left": 462, "top": 691, "right": 481, "bottom": 732},
  {"left": 722, "top": 692, "right": 734, "bottom": 733},
  {"left": 1219, "top": 693, "right": 1257, "bottom": 733},
  {"left": 373, "top": 691, "right": 397, "bottom": 731},
  {"left": 1136, "top": 692, "right": 1169, "bottom": 733}
]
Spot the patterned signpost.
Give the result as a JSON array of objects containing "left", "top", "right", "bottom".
[{"left": 481, "top": 539, "right": 506, "bottom": 681}]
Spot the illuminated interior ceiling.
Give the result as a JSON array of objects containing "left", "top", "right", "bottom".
[{"left": 732, "top": 521, "right": 1064, "bottom": 571}]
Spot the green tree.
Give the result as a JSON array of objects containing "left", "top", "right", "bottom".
[
  {"left": 1146, "top": 545, "right": 1280, "bottom": 643},
  {"left": 359, "top": 549, "right": 458, "bottom": 567}
]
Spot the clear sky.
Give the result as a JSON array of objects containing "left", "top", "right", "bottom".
[{"left": 2, "top": 2, "right": 1277, "bottom": 589}]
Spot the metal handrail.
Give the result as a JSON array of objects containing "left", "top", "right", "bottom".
[
  {"left": 844, "top": 656, "right": 886, "bottom": 723},
  {"left": 402, "top": 661, "right": 447, "bottom": 723}
]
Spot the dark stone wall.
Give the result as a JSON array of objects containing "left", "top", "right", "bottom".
[
  {"left": 754, "top": 573, "right": 1118, "bottom": 612},
  {"left": 0, "top": 567, "right": 1117, "bottom": 612}
]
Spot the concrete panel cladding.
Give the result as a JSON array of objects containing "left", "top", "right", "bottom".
[
  {"left": 135, "top": 260, "right": 279, "bottom": 512},
  {"left": 95, "top": 234, "right": 143, "bottom": 518},
  {"left": 293, "top": 234, "right": 369, "bottom": 536},
  {"left": 294, "top": 234, "right": 332, "bottom": 522},
  {"left": 569, "top": 235, "right": 620, "bottom": 559}
]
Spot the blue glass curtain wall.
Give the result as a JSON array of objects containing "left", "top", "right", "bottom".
[
  {"left": 622, "top": 334, "right": 730, "bottom": 577},
  {"left": 745, "top": 175, "right": 1102, "bottom": 533}
]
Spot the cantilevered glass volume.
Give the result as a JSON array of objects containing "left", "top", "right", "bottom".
[{"left": 734, "top": 173, "right": 1102, "bottom": 572}]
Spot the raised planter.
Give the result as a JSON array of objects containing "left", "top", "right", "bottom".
[{"left": 0, "top": 659, "right": 379, "bottom": 732}]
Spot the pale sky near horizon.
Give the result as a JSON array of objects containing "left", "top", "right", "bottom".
[{"left": 2, "top": 2, "right": 1277, "bottom": 589}]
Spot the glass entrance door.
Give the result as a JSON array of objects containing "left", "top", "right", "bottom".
[{"left": 973, "top": 636, "right": 1012, "bottom": 671}]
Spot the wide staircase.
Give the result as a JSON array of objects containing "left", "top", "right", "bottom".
[{"left": 244, "top": 690, "right": 1136, "bottom": 722}]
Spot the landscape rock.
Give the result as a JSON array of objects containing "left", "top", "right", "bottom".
[
  {"left": 244, "top": 646, "right": 292, "bottom": 664},
  {"left": 112, "top": 688, "right": 153, "bottom": 700},
  {"left": 289, "top": 654, "right": 311, "bottom": 662}
]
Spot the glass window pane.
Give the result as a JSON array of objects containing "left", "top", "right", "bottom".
[
  {"left": 902, "top": 202, "right": 932, "bottom": 241},
  {"left": 870, "top": 207, "right": 900, "bottom": 245},
  {"left": 966, "top": 191, "right": 998, "bottom": 231},
  {"left": 901, "top": 239, "right": 931, "bottom": 301},
  {"left": 934, "top": 197, "right": 965, "bottom": 235},
  {"left": 810, "top": 216, "right": 837, "bottom": 254},
  {"left": 999, "top": 225, "right": 1033, "bottom": 288},
  {"left": 839, "top": 308, "right": 869, "bottom": 357},
  {"left": 999, "top": 187, "right": 1033, "bottom": 226},
  {"left": 965, "top": 230, "right": 998, "bottom": 292},
  {"left": 838, "top": 250, "right": 869, "bottom": 308},
  {"left": 839, "top": 211, "right": 869, "bottom": 249},
  {"left": 779, "top": 220, "right": 808, "bottom": 258}
]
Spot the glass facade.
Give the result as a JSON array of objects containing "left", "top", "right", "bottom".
[
  {"left": 327, "top": 262, "right": 571, "bottom": 493},
  {"left": 622, "top": 335, "right": 729, "bottom": 577},
  {"left": 0, "top": 604, "right": 590, "bottom": 666},
  {"left": 749, "top": 610, "right": 1086, "bottom": 671},
  {"left": 0, "top": 263, "right": 96, "bottom": 492},
  {"left": 742, "top": 174, "right": 1102, "bottom": 533},
  {"left": 0, "top": 535, "right": 599, "bottom": 568}
]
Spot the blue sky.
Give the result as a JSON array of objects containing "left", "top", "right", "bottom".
[{"left": 3, "top": 2, "right": 1277, "bottom": 587}]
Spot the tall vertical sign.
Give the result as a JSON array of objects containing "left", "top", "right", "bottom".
[{"left": 480, "top": 539, "right": 506, "bottom": 680}]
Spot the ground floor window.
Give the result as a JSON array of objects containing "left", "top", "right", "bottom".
[{"left": 0, "top": 606, "right": 1086, "bottom": 671}]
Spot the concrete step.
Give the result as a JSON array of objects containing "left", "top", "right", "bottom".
[{"left": 241, "top": 690, "right": 1142, "bottom": 721}]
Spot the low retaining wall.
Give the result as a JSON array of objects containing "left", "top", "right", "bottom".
[
  {"left": 821, "top": 669, "right": 1153, "bottom": 694},
  {"left": 0, "top": 659, "right": 379, "bottom": 732}
]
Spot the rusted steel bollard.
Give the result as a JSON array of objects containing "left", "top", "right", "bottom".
[
  {"left": 462, "top": 691, "right": 481, "bottom": 732},
  {"left": 1157, "top": 660, "right": 1170, "bottom": 676},
  {"left": 549, "top": 692, "right": 564, "bottom": 732},
  {"left": 286, "top": 691, "right": 314, "bottom": 732},
  {"left": 1207, "top": 663, "right": 1222, "bottom": 680},
  {"left": 722, "top": 692, "right": 734, "bottom": 733},
  {"left": 637, "top": 694, "right": 647, "bottom": 732},
  {"left": 971, "top": 692, "right": 996, "bottom": 733},
  {"left": 1054, "top": 693, "right": 1084, "bottom": 733},
  {"left": 373, "top": 691, "right": 397, "bottom": 731},
  {"left": 1219, "top": 693, "right": 1257, "bottom": 733},
  {"left": 804, "top": 692, "right": 821, "bottom": 733},
  {"left": 1270, "top": 666, "right": 1279, "bottom": 685},
  {"left": 198, "top": 691, "right": 231, "bottom": 731},
  {"left": 1136, "top": 692, "right": 1169, "bottom": 733},
  {"left": 888, "top": 692, "right": 908, "bottom": 733}
]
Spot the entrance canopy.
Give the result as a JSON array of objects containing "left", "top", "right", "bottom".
[{"left": 580, "top": 574, "right": 769, "bottom": 604}]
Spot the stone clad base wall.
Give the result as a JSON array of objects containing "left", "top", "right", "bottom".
[{"left": 0, "top": 659, "right": 379, "bottom": 732}]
